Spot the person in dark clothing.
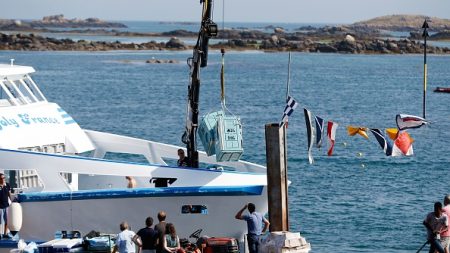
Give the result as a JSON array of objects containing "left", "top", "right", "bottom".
[
  {"left": 0, "top": 173, "right": 12, "bottom": 239},
  {"left": 177, "top": 149, "right": 189, "bottom": 167},
  {"left": 154, "top": 211, "right": 167, "bottom": 253},
  {"left": 137, "top": 217, "right": 158, "bottom": 253},
  {"left": 423, "top": 202, "right": 448, "bottom": 253}
]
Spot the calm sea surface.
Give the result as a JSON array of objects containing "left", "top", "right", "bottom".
[{"left": 0, "top": 49, "right": 449, "bottom": 252}]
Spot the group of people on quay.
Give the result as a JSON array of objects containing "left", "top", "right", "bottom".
[
  {"left": 113, "top": 211, "right": 182, "bottom": 253},
  {"left": 113, "top": 203, "right": 270, "bottom": 253},
  {"left": 422, "top": 195, "right": 450, "bottom": 253}
]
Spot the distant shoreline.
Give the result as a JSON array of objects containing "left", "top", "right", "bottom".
[
  {"left": 1, "top": 32, "right": 449, "bottom": 54},
  {"left": 2, "top": 14, "right": 450, "bottom": 54}
]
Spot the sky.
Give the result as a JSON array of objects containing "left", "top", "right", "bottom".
[{"left": 2, "top": 0, "right": 450, "bottom": 24}]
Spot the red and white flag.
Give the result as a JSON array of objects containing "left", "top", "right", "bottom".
[
  {"left": 391, "top": 131, "right": 414, "bottom": 156},
  {"left": 327, "top": 121, "right": 338, "bottom": 156}
]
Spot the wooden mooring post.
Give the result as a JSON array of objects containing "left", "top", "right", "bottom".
[
  {"left": 264, "top": 123, "right": 311, "bottom": 253},
  {"left": 265, "top": 123, "right": 289, "bottom": 231}
]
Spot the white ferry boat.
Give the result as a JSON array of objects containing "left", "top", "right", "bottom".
[
  {"left": 0, "top": 61, "right": 268, "bottom": 242},
  {"left": 0, "top": 1, "right": 272, "bottom": 249}
]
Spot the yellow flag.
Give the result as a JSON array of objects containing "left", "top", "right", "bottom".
[
  {"left": 386, "top": 128, "right": 398, "bottom": 140},
  {"left": 347, "top": 126, "right": 369, "bottom": 139}
]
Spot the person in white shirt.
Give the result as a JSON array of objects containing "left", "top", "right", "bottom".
[{"left": 113, "top": 221, "right": 142, "bottom": 253}]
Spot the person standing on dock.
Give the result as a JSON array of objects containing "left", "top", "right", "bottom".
[
  {"left": 155, "top": 211, "right": 167, "bottom": 253},
  {"left": 423, "top": 202, "right": 448, "bottom": 253},
  {"left": 235, "top": 203, "right": 270, "bottom": 253},
  {"left": 0, "top": 173, "right": 12, "bottom": 239},
  {"left": 441, "top": 195, "right": 450, "bottom": 253},
  {"left": 137, "top": 217, "right": 158, "bottom": 253},
  {"left": 113, "top": 221, "right": 142, "bottom": 253}
]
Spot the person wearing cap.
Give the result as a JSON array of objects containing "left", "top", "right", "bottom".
[
  {"left": 235, "top": 203, "right": 270, "bottom": 253},
  {"left": 423, "top": 202, "right": 447, "bottom": 253},
  {"left": 441, "top": 195, "right": 450, "bottom": 253}
]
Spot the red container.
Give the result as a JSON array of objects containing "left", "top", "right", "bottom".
[{"left": 203, "top": 237, "right": 239, "bottom": 253}]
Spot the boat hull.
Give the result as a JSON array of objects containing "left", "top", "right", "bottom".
[
  {"left": 18, "top": 187, "right": 268, "bottom": 242},
  {"left": 434, "top": 87, "right": 450, "bottom": 93}
]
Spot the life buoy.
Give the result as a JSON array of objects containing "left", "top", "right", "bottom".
[{"left": 8, "top": 202, "right": 22, "bottom": 236}]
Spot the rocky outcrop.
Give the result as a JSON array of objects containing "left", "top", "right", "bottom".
[
  {"left": 146, "top": 59, "right": 180, "bottom": 64},
  {"left": 31, "top": 14, "right": 127, "bottom": 28},
  {"left": 1, "top": 32, "right": 449, "bottom": 55},
  {"left": 0, "top": 15, "right": 126, "bottom": 30},
  {"left": 165, "top": 37, "right": 187, "bottom": 49},
  {"left": 215, "top": 36, "right": 450, "bottom": 54},
  {"left": 430, "top": 30, "right": 450, "bottom": 40},
  {"left": 350, "top": 14, "right": 450, "bottom": 32},
  {"left": 0, "top": 33, "right": 171, "bottom": 51}
]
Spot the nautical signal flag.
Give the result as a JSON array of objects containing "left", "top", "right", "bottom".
[
  {"left": 396, "top": 114, "right": 428, "bottom": 131},
  {"left": 315, "top": 116, "right": 325, "bottom": 148},
  {"left": 391, "top": 131, "right": 414, "bottom": 156},
  {"left": 386, "top": 128, "right": 399, "bottom": 140},
  {"left": 280, "top": 95, "right": 298, "bottom": 127},
  {"left": 347, "top": 126, "right": 369, "bottom": 139},
  {"left": 370, "top": 129, "right": 392, "bottom": 156},
  {"left": 327, "top": 121, "right": 338, "bottom": 156},
  {"left": 304, "top": 108, "right": 314, "bottom": 164}
]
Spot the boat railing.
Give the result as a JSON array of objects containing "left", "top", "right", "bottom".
[{"left": 84, "top": 129, "right": 266, "bottom": 174}]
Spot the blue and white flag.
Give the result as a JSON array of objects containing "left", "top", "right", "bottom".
[
  {"left": 280, "top": 95, "right": 298, "bottom": 127},
  {"left": 314, "top": 116, "right": 324, "bottom": 148},
  {"left": 370, "top": 128, "right": 392, "bottom": 156},
  {"left": 304, "top": 108, "right": 314, "bottom": 164}
]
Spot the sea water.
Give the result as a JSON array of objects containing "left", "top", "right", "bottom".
[{"left": 0, "top": 50, "right": 449, "bottom": 252}]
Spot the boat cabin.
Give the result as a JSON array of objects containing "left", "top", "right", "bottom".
[{"left": 0, "top": 63, "right": 47, "bottom": 107}]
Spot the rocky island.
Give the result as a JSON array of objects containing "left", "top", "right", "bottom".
[
  {"left": 1, "top": 14, "right": 450, "bottom": 54},
  {"left": 0, "top": 14, "right": 127, "bottom": 30},
  {"left": 349, "top": 14, "right": 450, "bottom": 32}
]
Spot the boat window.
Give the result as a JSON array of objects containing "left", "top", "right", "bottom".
[
  {"left": 5, "top": 79, "right": 32, "bottom": 105},
  {"left": 16, "top": 79, "right": 40, "bottom": 103},
  {"left": 0, "top": 77, "right": 46, "bottom": 105},
  {"left": 181, "top": 205, "right": 208, "bottom": 214},
  {"left": 16, "top": 169, "right": 45, "bottom": 192},
  {"left": 103, "top": 152, "right": 149, "bottom": 164},
  {"left": 77, "top": 174, "right": 153, "bottom": 190},
  {"left": 0, "top": 80, "right": 18, "bottom": 106},
  {"left": 24, "top": 75, "right": 46, "bottom": 102}
]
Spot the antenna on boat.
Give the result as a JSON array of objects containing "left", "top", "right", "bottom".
[
  {"left": 422, "top": 19, "right": 429, "bottom": 119},
  {"left": 220, "top": 48, "right": 226, "bottom": 108},
  {"left": 285, "top": 52, "right": 292, "bottom": 101},
  {"left": 183, "top": 0, "right": 218, "bottom": 168}
]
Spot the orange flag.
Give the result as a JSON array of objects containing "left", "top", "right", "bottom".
[{"left": 347, "top": 126, "right": 369, "bottom": 139}]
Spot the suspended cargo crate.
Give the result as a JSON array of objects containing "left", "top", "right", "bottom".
[
  {"left": 215, "top": 114, "right": 243, "bottom": 162},
  {"left": 198, "top": 110, "right": 223, "bottom": 156}
]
